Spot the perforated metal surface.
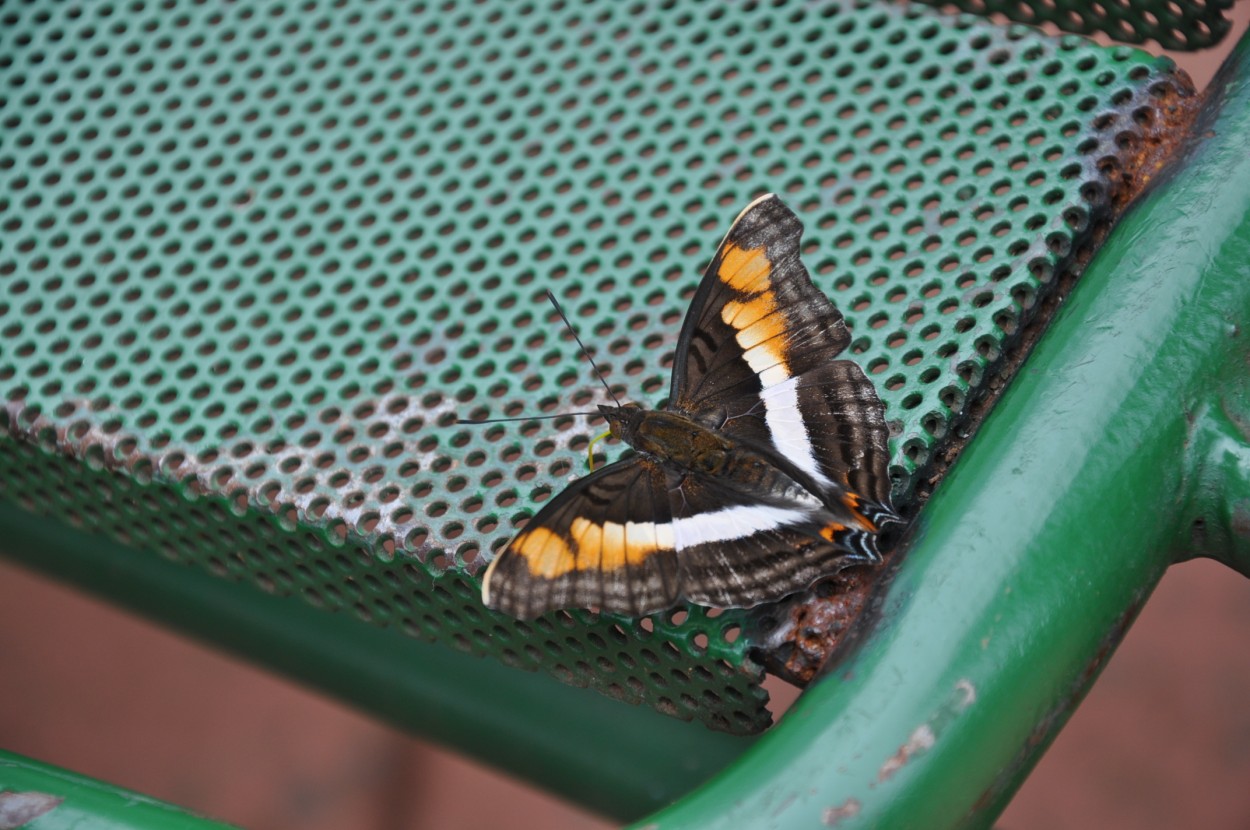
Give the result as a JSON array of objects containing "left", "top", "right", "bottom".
[
  {"left": 0, "top": 1, "right": 1192, "bottom": 734},
  {"left": 921, "top": 0, "right": 1234, "bottom": 51}
]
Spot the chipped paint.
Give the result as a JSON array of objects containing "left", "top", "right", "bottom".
[
  {"left": 0, "top": 790, "right": 63, "bottom": 830},
  {"left": 870, "top": 679, "right": 979, "bottom": 785},
  {"left": 878, "top": 724, "right": 936, "bottom": 782},
  {"left": 822, "top": 798, "right": 862, "bottom": 826}
]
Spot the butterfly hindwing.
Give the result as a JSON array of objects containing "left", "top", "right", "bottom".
[
  {"left": 483, "top": 457, "right": 680, "bottom": 620},
  {"left": 663, "top": 467, "right": 881, "bottom": 608},
  {"left": 747, "top": 362, "right": 895, "bottom": 519}
]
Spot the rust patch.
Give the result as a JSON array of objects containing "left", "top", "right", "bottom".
[
  {"left": 1231, "top": 500, "right": 1250, "bottom": 539},
  {"left": 751, "top": 68, "right": 1201, "bottom": 687},
  {"left": 747, "top": 562, "right": 879, "bottom": 686},
  {"left": 822, "top": 798, "right": 862, "bottom": 826},
  {"left": 0, "top": 791, "right": 64, "bottom": 830}
]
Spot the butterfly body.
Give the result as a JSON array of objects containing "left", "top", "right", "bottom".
[
  {"left": 483, "top": 194, "right": 898, "bottom": 620},
  {"left": 599, "top": 402, "right": 871, "bottom": 533},
  {"left": 599, "top": 403, "right": 728, "bottom": 474}
]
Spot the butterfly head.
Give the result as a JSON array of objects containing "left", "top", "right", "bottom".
[{"left": 598, "top": 401, "right": 644, "bottom": 443}]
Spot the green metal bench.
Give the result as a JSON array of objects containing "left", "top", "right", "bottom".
[{"left": 2, "top": 0, "right": 1247, "bottom": 826}]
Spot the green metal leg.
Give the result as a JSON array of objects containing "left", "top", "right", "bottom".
[
  {"left": 0, "top": 750, "right": 237, "bottom": 830},
  {"left": 628, "top": 27, "right": 1250, "bottom": 830}
]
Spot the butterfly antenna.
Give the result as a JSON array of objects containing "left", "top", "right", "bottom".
[
  {"left": 456, "top": 411, "right": 597, "bottom": 425},
  {"left": 545, "top": 289, "right": 621, "bottom": 407}
]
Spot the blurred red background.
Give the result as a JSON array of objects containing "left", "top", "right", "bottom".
[{"left": 3, "top": 11, "right": 1250, "bottom": 828}]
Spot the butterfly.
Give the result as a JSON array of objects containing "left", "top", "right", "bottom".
[{"left": 482, "top": 194, "right": 898, "bottom": 620}]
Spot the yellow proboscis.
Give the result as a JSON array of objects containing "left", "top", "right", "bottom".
[{"left": 587, "top": 429, "right": 612, "bottom": 471}]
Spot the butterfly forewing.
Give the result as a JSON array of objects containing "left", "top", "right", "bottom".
[
  {"left": 670, "top": 195, "right": 849, "bottom": 408},
  {"left": 669, "top": 195, "right": 895, "bottom": 518}
]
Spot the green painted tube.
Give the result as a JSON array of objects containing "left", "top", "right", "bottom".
[
  {"left": 0, "top": 750, "right": 236, "bottom": 830},
  {"left": 630, "top": 26, "right": 1250, "bottom": 830}
]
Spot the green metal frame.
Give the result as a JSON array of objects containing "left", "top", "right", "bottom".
[{"left": 0, "top": 750, "right": 236, "bottom": 829}]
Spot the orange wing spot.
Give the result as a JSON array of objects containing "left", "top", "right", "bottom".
[
  {"left": 737, "top": 310, "right": 788, "bottom": 350},
  {"left": 723, "top": 274, "right": 789, "bottom": 382},
  {"left": 600, "top": 520, "right": 629, "bottom": 572},
  {"left": 519, "top": 519, "right": 670, "bottom": 581},
  {"left": 572, "top": 518, "right": 604, "bottom": 573},
  {"left": 719, "top": 243, "right": 772, "bottom": 294},
  {"left": 571, "top": 518, "right": 668, "bottom": 573},
  {"left": 721, "top": 292, "right": 776, "bottom": 329},
  {"left": 516, "top": 527, "right": 575, "bottom": 578},
  {"left": 820, "top": 522, "right": 847, "bottom": 542},
  {"left": 841, "top": 493, "right": 878, "bottom": 532}
]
